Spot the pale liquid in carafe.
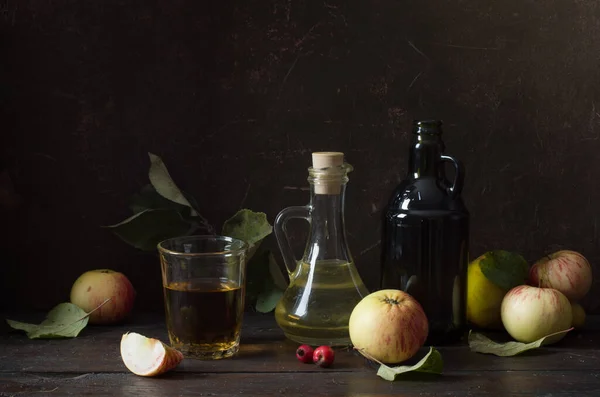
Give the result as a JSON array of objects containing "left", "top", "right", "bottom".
[{"left": 275, "top": 259, "right": 369, "bottom": 346}]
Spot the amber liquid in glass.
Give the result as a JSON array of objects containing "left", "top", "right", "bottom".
[{"left": 164, "top": 278, "right": 244, "bottom": 359}]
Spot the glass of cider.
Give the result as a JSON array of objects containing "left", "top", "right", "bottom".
[{"left": 157, "top": 235, "right": 247, "bottom": 360}]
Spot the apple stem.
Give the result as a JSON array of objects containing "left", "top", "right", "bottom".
[
  {"left": 382, "top": 298, "right": 401, "bottom": 305},
  {"left": 544, "top": 327, "right": 574, "bottom": 339},
  {"left": 85, "top": 298, "right": 112, "bottom": 318},
  {"left": 353, "top": 347, "right": 385, "bottom": 366}
]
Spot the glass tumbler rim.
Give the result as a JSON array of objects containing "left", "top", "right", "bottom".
[{"left": 157, "top": 235, "right": 248, "bottom": 257}]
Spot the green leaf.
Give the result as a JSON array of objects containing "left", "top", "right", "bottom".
[
  {"left": 468, "top": 328, "right": 573, "bottom": 357},
  {"left": 268, "top": 251, "right": 288, "bottom": 291},
  {"left": 148, "top": 152, "right": 198, "bottom": 215},
  {"left": 478, "top": 250, "right": 529, "bottom": 290},
  {"left": 222, "top": 209, "right": 273, "bottom": 260},
  {"left": 255, "top": 285, "right": 284, "bottom": 313},
  {"left": 244, "top": 250, "right": 287, "bottom": 312},
  {"left": 6, "top": 303, "right": 92, "bottom": 339},
  {"left": 245, "top": 250, "right": 272, "bottom": 303},
  {"left": 375, "top": 347, "right": 444, "bottom": 381},
  {"left": 130, "top": 184, "right": 191, "bottom": 214},
  {"left": 104, "top": 208, "right": 195, "bottom": 251}
]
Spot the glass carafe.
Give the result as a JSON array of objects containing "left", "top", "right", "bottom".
[{"left": 274, "top": 152, "right": 369, "bottom": 346}]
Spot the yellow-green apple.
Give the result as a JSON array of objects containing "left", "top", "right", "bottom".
[
  {"left": 501, "top": 285, "right": 572, "bottom": 344},
  {"left": 349, "top": 289, "right": 428, "bottom": 364},
  {"left": 121, "top": 332, "right": 183, "bottom": 377},
  {"left": 571, "top": 302, "right": 586, "bottom": 328},
  {"left": 529, "top": 250, "right": 592, "bottom": 302},
  {"left": 70, "top": 269, "right": 136, "bottom": 324}
]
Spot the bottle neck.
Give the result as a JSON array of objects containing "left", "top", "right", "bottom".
[
  {"left": 303, "top": 182, "right": 352, "bottom": 263},
  {"left": 408, "top": 133, "right": 446, "bottom": 179}
]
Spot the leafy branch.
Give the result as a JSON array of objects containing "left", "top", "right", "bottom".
[{"left": 104, "top": 153, "right": 285, "bottom": 312}]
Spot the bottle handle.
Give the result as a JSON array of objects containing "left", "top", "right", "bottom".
[
  {"left": 274, "top": 205, "right": 311, "bottom": 279},
  {"left": 440, "top": 155, "right": 464, "bottom": 198}
]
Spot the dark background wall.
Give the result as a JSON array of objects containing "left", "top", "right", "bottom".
[{"left": 1, "top": 0, "right": 599, "bottom": 313}]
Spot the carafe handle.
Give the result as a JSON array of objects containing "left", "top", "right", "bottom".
[
  {"left": 440, "top": 155, "right": 464, "bottom": 198},
  {"left": 274, "top": 205, "right": 311, "bottom": 279}
]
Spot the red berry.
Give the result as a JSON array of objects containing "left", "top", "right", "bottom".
[
  {"left": 313, "top": 345, "right": 335, "bottom": 367},
  {"left": 296, "top": 344, "right": 314, "bottom": 363}
]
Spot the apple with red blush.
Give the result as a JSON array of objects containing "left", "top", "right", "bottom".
[
  {"left": 529, "top": 250, "right": 592, "bottom": 302},
  {"left": 349, "top": 289, "right": 428, "bottom": 364},
  {"left": 501, "top": 285, "right": 572, "bottom": 344},
  {"left": 70, "top": 269, "right": 136, "bottom": 324}
]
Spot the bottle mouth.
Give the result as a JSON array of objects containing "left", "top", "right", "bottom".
[
  {"left": 413, "top": 120, "right": 442, "bottom": 135},
  {"left": 308, "top": 163, "right": 352, "bottom": 194},
  {"left": 308, "top": 162, "right": 353, "bottom": 178}
]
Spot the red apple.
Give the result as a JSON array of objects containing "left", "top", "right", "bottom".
[
  {"left": 529, "top": 250, "right": 593, "bottom": 302},
  {"left": 501, "top": 285, "right": 572, "bottom": 344},
  {"left": 70, "top": 269, "right": 136, "bottom": 324},
  {"left": 348, "top": 289, "right": 428, "bottom": 364}
]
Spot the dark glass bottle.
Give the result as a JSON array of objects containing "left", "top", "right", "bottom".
[{"left": 380, "top": 120, "right": 469, "bottom": 345}]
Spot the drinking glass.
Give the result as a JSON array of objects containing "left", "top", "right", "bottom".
[{"left": 157, "top": 235, "right": 247, "bottom": 359}]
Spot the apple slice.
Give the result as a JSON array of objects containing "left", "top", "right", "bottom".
[{"left": 120, "top": 332, "right": 183, "bottom": 377}]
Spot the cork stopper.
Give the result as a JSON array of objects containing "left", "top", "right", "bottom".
[
  {"left": 312, "top": 152, "right": 344, "bottom": 169},
  {"left": 311, "top": 152, "right": 346, "bottom": 195}
]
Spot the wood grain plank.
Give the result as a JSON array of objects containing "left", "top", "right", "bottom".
[
  {"left": 1, "top": 371, "right": 600, "bottom": 397},
  {"left": 2, "top": 333, "right": 600, "bottom": 374},
  {"left": 1, "top": 314, "right": 599, "bottom": 374}
]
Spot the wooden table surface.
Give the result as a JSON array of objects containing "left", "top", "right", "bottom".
[{"left": 1, "top": 312, "right": 599, "bottom": 396}]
